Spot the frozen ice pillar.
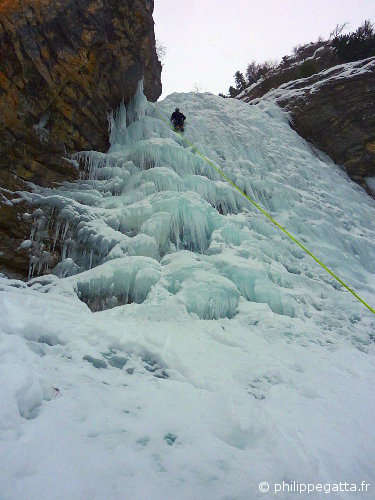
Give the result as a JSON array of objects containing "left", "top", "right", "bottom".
[
  {"left": 126, "top": 80, "right": 147, "bottom": 126},
  {"left": 108, "top": 99, "right": 127, "bottom": 147},
  {"left": 108, "top": 80, "right": 147, "bottom": 147}
]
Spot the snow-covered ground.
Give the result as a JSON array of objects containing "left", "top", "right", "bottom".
[{"left": 1, "top": 85, "right": 375, "bottom": 499}]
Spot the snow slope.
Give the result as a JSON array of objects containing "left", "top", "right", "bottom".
[
  {"left": 1, "top": 84, "right": 375, "bottom": 499},
  {"left": 241, "top": 57, "right": 375, "bottom": 104}
]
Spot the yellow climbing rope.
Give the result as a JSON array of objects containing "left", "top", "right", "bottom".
[{"left": 155, "top": 106, "right": 375, "bottom": 315}]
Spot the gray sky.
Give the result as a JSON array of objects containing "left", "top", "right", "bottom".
[{"left": 154, "top": 0, "right": 375, "bottom": 99}]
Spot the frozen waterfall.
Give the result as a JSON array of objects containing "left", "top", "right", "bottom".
[{"left": 20, "top": 82, "right": 375, "bottom": 329}]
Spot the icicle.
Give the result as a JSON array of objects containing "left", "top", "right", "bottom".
[
  {"left": 126, "top": 80, "right": 147, "bottom": 126},
  {"left": 108, "top": 99, "right": 127, "bottom": 146}
]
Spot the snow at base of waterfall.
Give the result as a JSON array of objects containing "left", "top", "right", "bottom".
[{"left": 1, "top": 84, "right": 375, "bottom": 500}]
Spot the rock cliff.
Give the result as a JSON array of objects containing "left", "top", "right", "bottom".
[
  {"left": 240, "top": 57, "right": 375, "bottom": 196},
  {"left": 0, "top": 0, "right": 162, "bottom": 277}
]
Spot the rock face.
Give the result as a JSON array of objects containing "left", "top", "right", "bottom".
[
  {"left": 0, "top": 0, "right": 162, "bottom": 277},
  {"left": 241, "top": 57, "right": 375, "bottom": 196},
  {"left": 283, "top": 62, "right": 375, "bottom": 192}
]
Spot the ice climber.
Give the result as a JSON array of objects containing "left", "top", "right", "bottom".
[{"left": 170, "top": 108, "right": 186, "bottom": 132}]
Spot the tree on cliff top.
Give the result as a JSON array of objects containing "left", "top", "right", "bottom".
[
  {"left": 234, "top": 71, "right": 246, "bottom": 91},
  {"left": 332, "top": 19, "right": 375, "bottom": 62}
]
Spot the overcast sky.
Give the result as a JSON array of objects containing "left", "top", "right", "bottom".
[{"left": 154, "top": 0, "right": 375, "bottom": 99}]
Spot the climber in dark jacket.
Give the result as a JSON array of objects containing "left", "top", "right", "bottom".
[{"left": 170, "top": 108, "right": 186, "bottom": 132}]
